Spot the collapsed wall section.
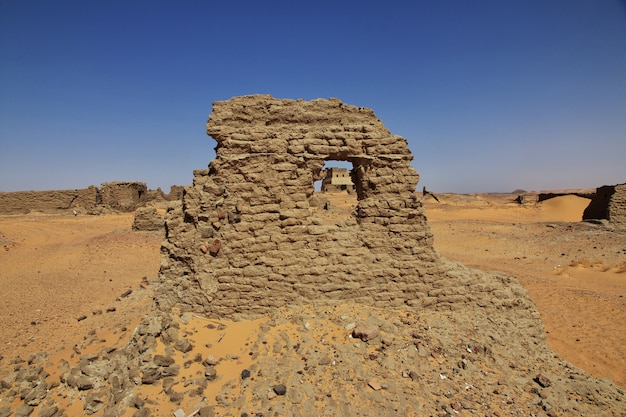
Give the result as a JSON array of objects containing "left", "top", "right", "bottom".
[
  {"left": 583, "top": 183, "right": 626, "bottom": 229},
  {"left": 157, "top": 95, "right": 533, "bottom": 318}
]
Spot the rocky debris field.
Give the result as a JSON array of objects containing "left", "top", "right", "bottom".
[{"left": 2, "top": 301, "right": 626, "bottom": 417}]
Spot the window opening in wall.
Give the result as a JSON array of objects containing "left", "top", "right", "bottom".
[{"left": 312, "top": 160, "right": 358, "bottom": 223}]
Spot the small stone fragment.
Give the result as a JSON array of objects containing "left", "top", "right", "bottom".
[
  {"left": 241, "top": 369, "right": 251, "bottom": 380},
  {"left": 273, "top": 384, "right": 287, "bottom": 396},
  {"left": 205, "top": 366, "right": 217, "bottom": 381},
  {"left": 154, "top": 354, "right": 175, "bottom": 367},
  {"left": 204, "top": 355, "right": 218, "bottom": 366},
  {"left": 174, "top": 338, "right": 193, "bottom": 353},
  {"left": 368, "top": 381, "right": 382, "bottom": 391},
  {"left": 534, "top": 374, "right": 552, "bottom": 388},
  {"left": 209, "top": 240, "right": 221, "bottom": 256},
  {"left": 352, "top": 324, "right": 380, "bottom": 342}
]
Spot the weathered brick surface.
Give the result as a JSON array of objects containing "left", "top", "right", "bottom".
[
  {"left": 157, "top": 95, "right": 536, "bottom": 318},
  {"left": 583, "top": 183, "right": 626, "bottom": 229}
]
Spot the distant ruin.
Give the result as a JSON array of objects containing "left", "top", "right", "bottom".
[
  {"left": 157, "top": 95, "right": 532, "bottom": 318},
  {"left": 0, "top": 182, "right": 182, "bottom": 214},
  {"left": 583, "top": 183, "right": 626, "bottom": 229},
  {"left": 320, "top": 167, "right": 355, "bottom": 192}
]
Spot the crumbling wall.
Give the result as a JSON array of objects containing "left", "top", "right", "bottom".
[
  {"left": 0, "top": 182, "right": 152, "bottom": 214},
  {"left": 583, "top": 183, "right": 626, "bottom": 229},
  {"left": 100, "top": 181, "right": 147, "bottom": 212},
  {"left": 0, "top": 186, "right": 98, "bottom": 214},
  {"left": 146, "top": 185, "right": 185, "bottom": 203},
  {"left": 157, "top": 95, "right": 533, "bottom": 318},
  {"left": 132, "top": 206, "right": 165, "bottom": 231}
]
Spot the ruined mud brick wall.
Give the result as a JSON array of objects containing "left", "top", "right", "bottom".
[
  {"left": 0, "top": 182, "right": 151, "bottom": 214},
  {"left": 0, "top": 186, "right": 98, "bottom": 214},
  {"left": 99, "top": 181, "right": 148, "bottom": 212},
  {"left": 583, "top": 183, "right": 626, "bottom": 229},
  {"left": 146, "top": 185, "right": 186, "bottom": 203},
  {"left": 157, "top": 95, "right": 533, "bottom": 318}
]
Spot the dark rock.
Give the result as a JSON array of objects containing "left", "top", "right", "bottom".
[
  {"left": 84, "top": 389, "right": 107, "bottom": 414},
  {"left": 153, "top": 354, "right": 175, "bottom": 367},
  {"left": 241, "top": 369, "right": 251, "bottom": 380},
  {"left": 273, "top": 384, "right": 287, "bottom": 395},
  {"left": 161, "top": 364, "right": 180, "bottom": 377},
  {"left": 141, "top": 367, "right": 162, "bottom": 384},
  {"left": 168, "top": 389, "right": 184, "bottom": 403},
  {"left": 534, "top": 374, "right": 552, "bottom": 388},
  {"left": 14, "top": 404, "right": 34, "bottom": 417},
  {"left": 205, "top": 366, "right": 217, "bottom": 381},
  {"left": 132, "top": 408, "right": 152, "bottom": 417},
  {"left": 174, "top": 338, "right": 193, "bottom": 353},
  {"left": 197, "top": 406, "right": 215, "bottom": 417},
  {"left": 24, "top": 381, "right": 48, "bottom": 405},
  {"left": 36, "top": 406, "right": 59, "bottom": 417}
]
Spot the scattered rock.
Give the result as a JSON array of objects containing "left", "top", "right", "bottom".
[
  {"left": 352, "top": 324, "right": 380, "bottom": 342},
  {"left": 174, "top": 338, "right": 193, "bottom": 353},
  {"left": 368, "top": 380, "right": 382, "bottom": 391},
  {"left": 205, "top": 366, "right": 217, "bottom": 381},
  {"left": 208, "top": 240, "right": 221, "bottom": 256},
  {"left": 534, "top": 374, "right": 552, "bottom": 388},
  {"left": 273, "top": 384, "right": 287, "bottom": 396}
]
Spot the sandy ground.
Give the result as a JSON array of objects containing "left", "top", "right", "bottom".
[
  {"left": 0, "top": 213, "right": 162, "bottom": 370},
  {"left": 423, "top": 192, "right": 626, "bottom": 388},
  {"left": 1, "top": 191, "right": 625, "bottom": 395}
]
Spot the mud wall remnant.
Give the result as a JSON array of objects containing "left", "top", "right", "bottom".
[
  {"left": 0, "top": 187, "right": 99, "bottom": 214},
  {"left": 99, "top": 181, "right": 147, "bottom": 211},
  {"left": 537, "top": 191, "right": 594, "bottom": 202},
  {"left": 583, "top": 183, "right": 626, "bottom": 229},
  {"left": 0, "top": 182, "right": 178, "bottom": 214},
  {"left": 157, "top": 95, "right": 533, "bottom": 318},
  {"left": 132, "top": 206, "right": 165, "bottom": 231}
]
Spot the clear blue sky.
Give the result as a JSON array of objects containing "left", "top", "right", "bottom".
[{"left": 1, "top": 0, "right": 625, "bottom": 193}]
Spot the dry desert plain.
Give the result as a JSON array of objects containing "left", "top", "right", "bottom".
[{"left": 1, "top": 190, "right": 625, "bottom": 415}]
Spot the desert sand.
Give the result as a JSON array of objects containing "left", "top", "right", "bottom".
[{"left": 1, "top": 191, "right": 625, "bottom": 415}]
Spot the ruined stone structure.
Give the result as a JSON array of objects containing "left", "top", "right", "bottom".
[
  {"left": 0, "top": 186, "right": 99, "bottom": 214},
  {"left": 99, "top": 181, "right": 147, "bottom": 212},
  {"left": 0, "top": 182, "right": 183, "bottom": 214},
  {"left": 157, "top": 95, "right": 531, "bottom": 318},
  {"left": 132, "top": 207, "right": 165, "bottom": 231},
  {"left": 583, "top": 183, "right": 626, "bottom": 229},
  {"left": 320, "top": 167, "right": 355, "bottom": 192}
]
